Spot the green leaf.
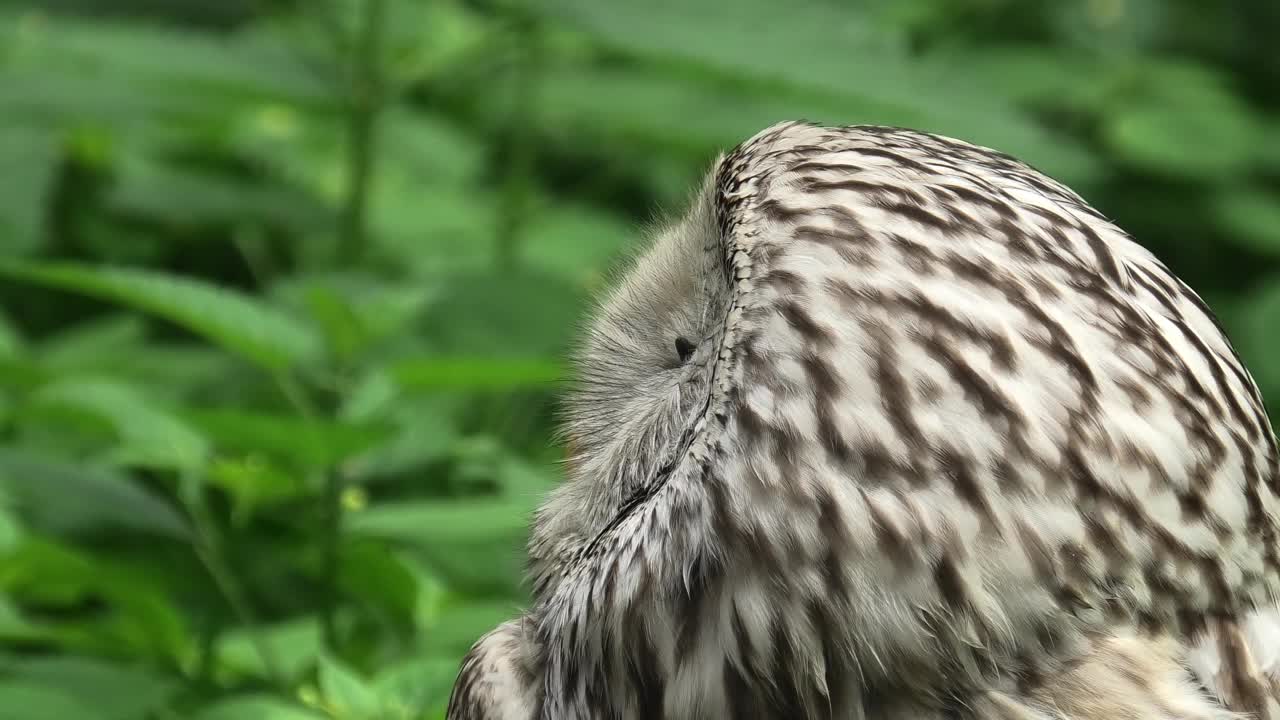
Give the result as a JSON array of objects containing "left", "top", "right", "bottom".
[
  {"left": 193, "top": 695, "right": 326, "bottom": 720},
  {"left": 390, "top": 357, "right": 564, "bottom": 392},
  {"left": 107, "top": 157, "right": 326, "bottom": 232},
  {"left": 428, "top": 601, "right": 519, "bottom": 657},
  {"left": 419, "top": 270, "right": 584, "bottom": 357},
  {"left": 1103, "top": 61, "right": 1263, "bottom": 180},
  {"left": 1212, "top": 188, "right": 1280, "bottom": 258},
  {"left": 376, "top": 190, "right": 502, "bottom": 276},
  {"left": 4, "top": 11, "right": 331, "bottom": 112},
  {"left": 0, "top": 505, "right": 21, "bottom": 555},
  {"left": 1235, "top": 280, "right": 1280, "bottom": 404},
  {"left": 347, "top": 498, "right": 534, "bottom": 545},
  {"left": 34, "top": 316, "right": 236, "bottom": 397},
  {"left": 524, "top": 0, "right": 1100, "bottom": 183},
  {"left": 1104, "top": 105, "right": 1259, "bottom": 179},
  {"left": 953, "top": 46, "right": 1109, "bottom": 109},
  {"left": 372, "top": 655, "right": 462, "bottom": 719},
  {"left": 379, "top": 108, "right": 485, "bottom": 188},
  {"left": 207, "top": 455, "right": 308, "bottom": 522},
  {"left": 37, "top": 316, "right": 147, "bottom": 370},
  {"left": 529, "top": 0, "right": 906, "bottom": 101},
  {"left": 0, "top": 125, "right": 61, "bottom": 256},
  {"left": 0, "top": 538, "right": 192, "bottom": 663},
  {"left": 216, "top": 617, "right": 323, "bottom": 682},
  {"left": 318, "top": 654, "right": 380, "bottom": 719},
  {"left": 0, "top": 595, "right": 40, "bottom": 641},
  {"left": 186, "top": 408, "right": 390, "bottom": 470},
  {"left": 529, "top": 63, "right": 1102, "bottom": 189},
  {"left": 0, "top": 655, "right": 178, "bottom": 720},
  {"left": 0, "top": 681, "right": 96, "bottom": 720},
  {"left": 0, "top": 449, "right": 189, "bottom": 540},
  {"left": 338, "top": 541, "right": 419, "bottom": 624},
  {"left": 340, "top": 396, "right": 458, "bottom": 482},
  {"left": 0, "top": 262, "right": 321, "bottom": 371},
  {"left": 520, "top": 205, "right": 634, "bottom": 286},
  {"left": 272, "top": 273, "right": 440, "bottom": 359},
  {"left": 30, "top": 378, "right": 210, "bottom": 471}
]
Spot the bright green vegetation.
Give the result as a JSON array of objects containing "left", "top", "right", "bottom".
[{"left": 0, "top": 0, "right": 1276, "bottom": 717}]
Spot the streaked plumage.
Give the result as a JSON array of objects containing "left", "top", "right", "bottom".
[{"left": 448, "top": 121, "right": 1280, "bottom": 719}]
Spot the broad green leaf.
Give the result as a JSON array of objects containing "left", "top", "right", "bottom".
[
  {"left": 37, "top": 316, "right": 147, "bottom": 369},
  {"left": 1104, "top": 105, "right": 1259, "bottom": 179},
  {"left": 1236, "top": 281, "right": 1280, "bottom": 403},
  {"left": 194, "top": 695, "right": 326, "bottom": 720},
  {"left": 525, "top": 0, "right": 1100, "bottom": 182},
  {"left": 208, "top": 455, "right": 308, "bottom": 522},
  {"left": 451, "top": 440, "right": 560, "bottom": 495},
  {"left": 404, "top": 542, "right": 526, "bottom": 596},
  {"left": 372, "top": 188, "right": 501, "bottom": 276},
  {"left": 0, "top": 449, "right": 189, "bottom": 539},
  {"left": 34, "top": 316, "right": 237, "bottom": 397},
  {"left": 0, "top": 310, "right": 23, "bottom": 359},
  {"left": 372, "top": 655, "right": 463, "bottom": 719},
  {"left": 391, "top": 357, "right": 564, "bottom": 392},
  {"left": 0, "top": 656, "right": 177, "bottom": 720},
  {"left": 420, "top": 271, "right": 583, "bottom": 357},
  {"left": 0, "top": 681, "right": 96, "bottom": 720},
  {"left": 0, "top": 262, "right": 321, "bottom": 371},
  {"left": 1103, "top": 62, "right": 1262, "bottom": 180},
  {"left": 30, "top": 378, "right": 210, "bottom": 471},
  {"left": 528, "top": 0, "right": 908, "bottom": 101},
  {"left": 107, "top": 156, "right": 327, "bottom": 232},
  {"left": 318, "top": 654, "right": 380, "bottom": 719},
  {"left": 428, "top": 600, "right": 519, "bottom": 656},
  {"left": 955, "top": 46, "right": 1111, "bottom": 109},
  {"left": 529, "top": 64, "right": 1102, "bottom": 189},
  {"left": 4, "top": 11, "right": 331, "bottom": 110},
  {"left": 0, "top": 60, "right": 198, "bottom": 130},
  {"left": 520, "top": 205, "right": 634, "bottom": 286},
  {"left": 216, "top": 617, "right": 324, "bottom": 682},
  {"left": 0, "top": 595, "right": 40, "bottom": 641},
  {"left": 1212, "top": 188, "right": 1280, "bottom": 258},
  {"left": 0, "top": 124, "right": 60, "bottom": 256},
  {"left": 0, "top": 538, "right": 192, "bottom": 663},
  {"left": 338, "top": 541, "right": 419, "bottom": 623},
  {"left": 186, "top": 408, "right": 390, "bottom": 469},
  {"left": 340, "top": 397, "right": 458, "bottom": 483},
  {"left": 379, "top": 108, "right": 485, "bottom": 187},
  {"left": 347, "top": 498, "right": 534, "bottom": 545},
  {"left": 1258, "top": 117, "right": 1280, "bottom": 171},
  {"left": 0, "top": 504, "right": 20, "bottom": 554},
  {"left": 272, "top": 273, "right": 439, "bottom": 359}
]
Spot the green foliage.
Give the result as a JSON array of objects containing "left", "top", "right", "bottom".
[{"left": 0, "top": 0, "right": 1275, "bottom": 717}]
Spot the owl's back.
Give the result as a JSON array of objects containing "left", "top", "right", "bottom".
[
  {"left": 450, "top": 122, "right": 1280, "bottom": 720},
  {"left": 720, "top": 121, "right": 1279, "bottom": 618},
  {"left": 698, "top": 121, "right": 1280, "bottom": 716}
]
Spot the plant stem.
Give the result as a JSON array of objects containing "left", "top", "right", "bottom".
[
  {"left": 184, "top": 476, "right": 286, "bottom": 689},
  {"left": 337, "top": 0, "right": 387, "bottom": 267},
  {"left": 274, "top": 371, "right": 339, "bottom": 647},
  {"left": 495, "top": 19, "right": 541, "bottom": 270},
  {"left": 320, "top": 0, "right": 386, "bottom": 648}
]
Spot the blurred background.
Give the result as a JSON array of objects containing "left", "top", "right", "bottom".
[{"left": 0, "top": 0, "right": 1277, "bottom": 717}]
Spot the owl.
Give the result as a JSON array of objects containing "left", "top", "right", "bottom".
[{"left": 447, "top": 121, "right": 1280, "bottom": 719}]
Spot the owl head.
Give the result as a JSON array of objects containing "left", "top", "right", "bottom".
[{"left": 528, "top": 169, "right": 731, "bottom": 594}]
